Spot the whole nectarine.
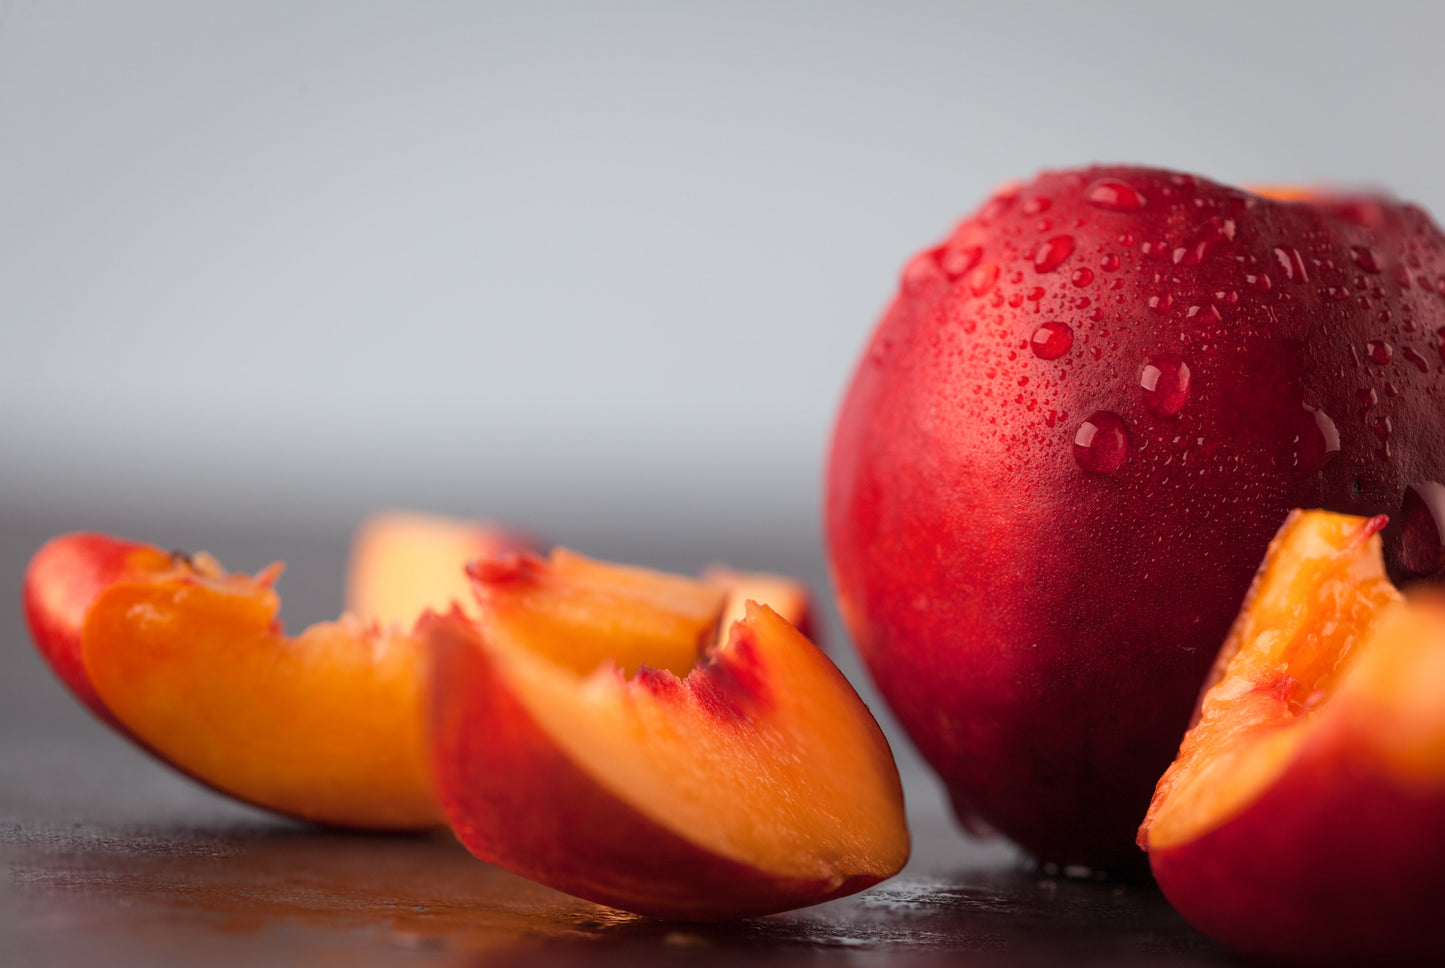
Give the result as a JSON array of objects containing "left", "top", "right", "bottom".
[{"left": 826, "top": 165, "right": 1445, "bottom": 870}]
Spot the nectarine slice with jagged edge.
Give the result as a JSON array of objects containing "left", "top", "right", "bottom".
[
  {"left": 1139, "top": 509, "right": 1445, "bottom": 967},
  {"left": 24, "top": 532, "right": 252, "bottom": 731},
  {"left": 425, "top": 550, "right": 909, "bottom": 920},
  {"left": 77, "top": 547, "right": 443, "bottom": 831},
  {"left": 345, "top": 509, "right": 539, "bottom": 627}
]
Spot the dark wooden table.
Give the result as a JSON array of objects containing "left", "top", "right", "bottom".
[{"left": 0, "top": 504, "right": 1236, "bottom": 966}]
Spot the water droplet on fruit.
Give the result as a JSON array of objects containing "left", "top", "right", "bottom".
[
  {"left": 902, "top": 249, "right": 943, "bottom": 292},
  {"left": 1030, "top": 321, "right": 1074, "bottom": 360},
  {"left": 940, "top": 244, "right": 983, "bottom": 280},
  {"left": 1274, "top": 246, "right": 1309, "bottom": 283},
  {"left": 1085, "top": 178, "right": 1147, "bottom": 212},
  {"left": 1140, "top": 357, "right": 1191, "bottom": 417},
  {"left": 1100, "top": 253, "right": 1121, "bottom": 272},
  {"left": 1022, "top": 196, "right": 1052, "bottom": 215},
  {"left": 1367, "top": 340, "right": 1394, "bottom": 365},
  {"left": 1358, "top": 387, "right": 1379, "bottom": 409},
  {"left": 1403, "top": 346, "right": 1430, "bottom": 372},
  {"left": 1295, "top": 405, "right": 1341, "bottom": 473},
  {"left": 1034, "top": 236, "right": 1075, "bottom": 273},
  {"left": 1071, "top": 268, "right": 1095, "bottom": 288},
  {"left": 1351, "top": 245, "right": 1383, "bottom": 274},
  {"left": 1148, "top": 293, "right": 1173, "bottom": 312},
  {"left": 967, "top": 263, "right": 1000, "bottom": 297},
  {"left": 1373, "top": 415, "right": 1393, "bottom": 439},
  {"left": 1398, "top": 482, "right": 1445, "bottom": 577},
  {"left": 1073, "top": 412, "right": 1129, "bottom": 473},
  {"left": 1174, "top": 217, "right": 1236, "bottom": 266},
  {"left": 1247, "top": 272, "right": 1273, "bottom": 292}
]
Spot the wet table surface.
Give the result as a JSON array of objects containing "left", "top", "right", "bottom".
[{"left": 0, "top": 507, "right": 1239, "bottom": 967}]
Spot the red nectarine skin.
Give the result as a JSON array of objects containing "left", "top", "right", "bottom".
[{"left": 826, "top": 165, "right": 1445, "bottom": 870}]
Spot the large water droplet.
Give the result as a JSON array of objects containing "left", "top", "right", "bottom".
[
  {"left": 1030, "top": 321, "right": 1074, "bottom": 360},
  {"left": 1367, "top": 340, "right": 1394, "bottom": 365},
  {"left": 1073, "top": 412, "right": 1129, "bottom": 473},
  {"left": 1398, "top": 482, "right": 1445, "bottom": 577},
  {"left": 1071, "top": 267, "right": 1095, "bottom": 288},
  {"left": 1034, "top": 235, "right": 1075, "bottom": 273},
  {"left": 1295, "top": 405, "right": 1341, "bottom": 473},
  {"left": 1174, "top": 217, "right": 1237, "bottom": 266},
  {"left": 1273, "top": 246, "right": 1309, "bottom": 283},
  {"left": 1351, "top": 245, "right": 1383, "bottom": 274},
  {"left": 1140, "top": 356, "right": 1191, "bottom": 417},
  {"left": 1085, "top": 179, "right": 1146, "bottom": 212}
]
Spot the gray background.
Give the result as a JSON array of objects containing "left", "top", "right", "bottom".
[
  {"left": 3, "top": 0, "right": 1445, "bottom": 862},
  {"left": 5, "top": 0, "right": 1445, "bottom": 538}
]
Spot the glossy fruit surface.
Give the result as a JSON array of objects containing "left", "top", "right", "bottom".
[{"left": 826, "top": 165, "right": 1445, "bottom": 869}]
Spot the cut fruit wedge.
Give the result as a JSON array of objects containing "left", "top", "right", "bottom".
[
  {"left": 29, "top": 530, "right": 446, "bottom": 831},
  {"left": 425, "top": 549, "right": 909, "bottom": 920},
  {"left": 343, "top": 509, "right": 819, "bottom": 640},
  {"left": 1139, "top": 509, "right": 1445, "bottom": 967}
]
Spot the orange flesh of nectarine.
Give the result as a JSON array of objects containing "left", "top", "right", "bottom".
[
  {"left": 82, "top": 570, "right": 441, "bottom": 830},
  {"left": 487, "top": 602, "right": 900, "bottom": 875},
  {"left": 1140, "top": 510, "right": 1406, "bottom": 850},
  {"left": 468, "top": 549, "right": 726, "bottom": 678}
]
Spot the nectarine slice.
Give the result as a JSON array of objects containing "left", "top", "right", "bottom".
[
  {"left": 77, "top": 549, "right": 442, "bottom": 830},
  {"left": 344, "top": 509, "right": 819, "bottom": 638},
  {"left": 1139, "top": 510, "right": 1445, "bottom": 967},
  {"left": 426, "top": 550, "right": 908, "bottom": 920},
  {"left": 345, "top": 510, "right": 537, "bottom": 626}
]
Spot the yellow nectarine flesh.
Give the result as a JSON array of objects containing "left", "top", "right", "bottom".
[
  {"left": 1140, "top": 510, "right": 1403, "bottom": 850},
  {"left": 468, "top": 549, "right": 726, "bottom": 678},
  {"left": 83, "top": 568, "right": 441, "bottom": 830}
]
